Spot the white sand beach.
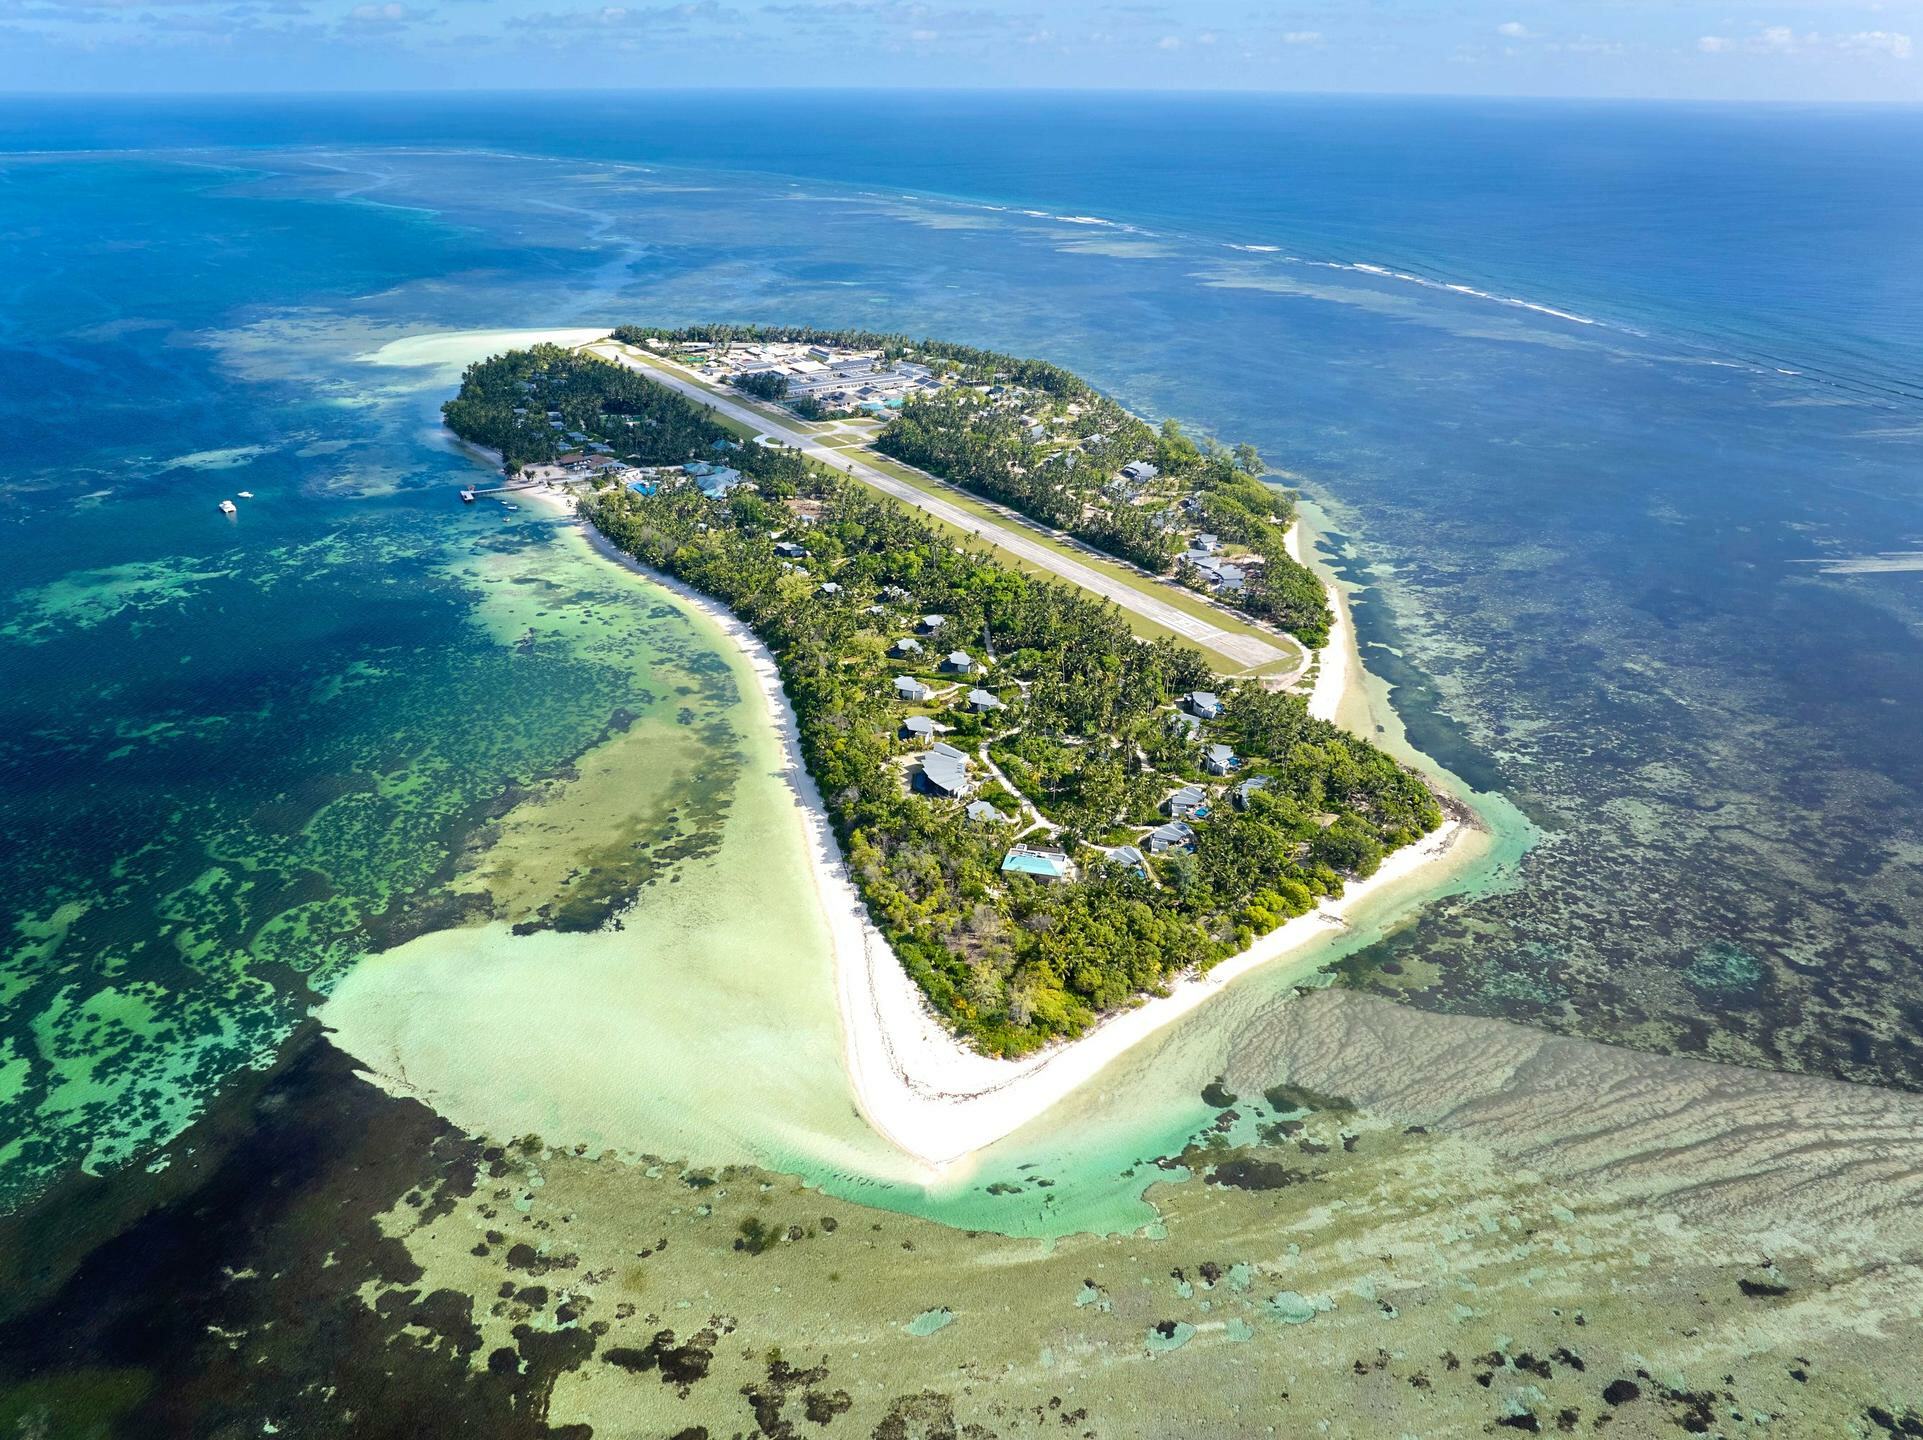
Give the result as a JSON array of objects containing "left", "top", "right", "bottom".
[
  {"left": 1287, "top": 518, "right": 1350, "bottom": 723},
  {"left": 357, "top": 327, "right": 613, "bottom": 377},
  {"left": 520, "top": 483, "right": 1479, "bottom": 1171}
]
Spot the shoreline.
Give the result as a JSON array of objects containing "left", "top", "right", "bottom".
[
  {"left": 522, "top": 482, "right": 1481, "bottom": 1172},
  {"left": 1287, "top": 517, "right": 1350, "bottom": 722}
]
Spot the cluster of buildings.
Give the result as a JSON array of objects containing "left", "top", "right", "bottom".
[
  {"left": 1180, "top": 533, "right": 1250, "bottom": 595},
  {"left": 869, "top": 605, "right": 1085, "bottom": 883},
  {"left": 685, "top": 340, "right": 943, "bottom": 416},
  {"left": 1139, "top": 690, "right": 1257, "bottom": 857},
  {"left": 602, "top": 443, "right": 749, "bottom": 500}
]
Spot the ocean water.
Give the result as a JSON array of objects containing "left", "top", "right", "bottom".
[{"left": 3, "top": 94, "right": 1923, "bottom": 1240}]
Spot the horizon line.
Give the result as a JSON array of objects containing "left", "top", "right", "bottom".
[{"left": 0, "top": 85, "right": 1920, "bottom": 108}]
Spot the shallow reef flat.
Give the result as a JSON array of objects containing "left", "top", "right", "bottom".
[
  {"left": 346, "top": 989, "right": 1923, "bottom": 1438},
  {"left": 9, "top": 991, "right": 1917, "bottom": 1437}
]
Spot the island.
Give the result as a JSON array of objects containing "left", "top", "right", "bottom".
[{"left": 443, "top": 330, "right": 1443, "bottom": 1061}]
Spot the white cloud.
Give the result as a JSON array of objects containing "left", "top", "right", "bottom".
[
  {"left": 1697, "top": 24, "right": 1912, "bottom": 60},
  {"left": 1843, "top": 29, "right": 1912, "bottom": 58},
  {"left": 1550, "top": 36, "right": 1624, "bottom": 56},
  {"left": 1281, "top": 29, "right": 1319, "bottom": 45},
  {"left": 1496, "top": 20, "right": 1529, "bottom": 39},
  {"left": 1155, "top": 32, "right": 1178, "bottom": 48}
]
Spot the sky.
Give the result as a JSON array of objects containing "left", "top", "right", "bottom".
[{"left": 0, "top": 0, "right": 1917, "bottom": 99}]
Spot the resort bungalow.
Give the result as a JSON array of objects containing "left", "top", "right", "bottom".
[
  {"left": 967, "top": 688, "right": 1004, "bottom": 713},
  {"left": 1001, "top": 845, "right": 1073, "bottom": 882},
  {"left": 1202, "top": 742, "right": 1241, "bottom": 776},
  {"left": 1120, "top": 459, "right": 1159, "bottom": 484},
  {"left": 894, "top": 676, "right": 934, "bottom": 703},
  {"left": 1165, "top": 784, "right": 1210, "bottom": 821},
  {"left": 817, "top": 581, "right": 841, "bottom": 597},
  {"left": 900, "top": 714, "right": 939, "bottom": 743},
  {"left": 1232, "top": 775, "right": 1270, "bottom": 810},
  {"left": 684, "top": 460, "right": 746, "bottom": 498},
  {"left": 774, "top": 540, "right": 809, "bottom": 560},
  {"left": 1196, "top": 558, "right": 1248, "bottom": 594},
  {"left": 890, "top": 637, "right": 923, "bottom": 658},
  {"left": 965, "top": 799, "right": 1011, "bottom": 826},
  {"left": 1183, "top": 690, "right": 1224, "bottom": 720},
  {"left": 941, "top": 650, "right": 978, "bottom": 677},
  {"left": 916, "top": 614, "right": 947, "bottom": 635},
  {"left": 1111, "top": 845, "right": 1149, "bottom": 877},
  {"left": 917, "top": 742, "right": 976, "bottom": 799},
  {"left": 1148, "top": 821, "right": 1196, "bottom": 855}
]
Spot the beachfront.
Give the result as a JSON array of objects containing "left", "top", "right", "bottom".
[
  {"left": 340, "top": 325, "right": 1487, "bottom": 1179},
  {"left": 515, "top": 478, "right": 1482, "bottom": 1170}
]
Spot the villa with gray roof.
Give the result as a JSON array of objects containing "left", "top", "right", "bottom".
[
  {"left": 1232, "top": 775, "right": 1270, "bottom": 809},
  {"left": 1148, "top": 821, "right": 1196, "bottom": 855},
  {"left": 1165, "top": 784, "right": 1210, "bottom": 820},
  {"left": 894, "top": 676, "right": 933, "bottom": 703},
  {"left": 916, "top": 742, "right": 975, "bottom": 799}
]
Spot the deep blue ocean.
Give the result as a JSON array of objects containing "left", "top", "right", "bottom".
[{"left": 3, "top": 92, "right": 1922, "bottom": 1220}]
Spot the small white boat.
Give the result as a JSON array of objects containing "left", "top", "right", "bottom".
[
  {"left": 236, "top": 491, "right": 254, "bottom": 499},
  {"left": 218, "top": 499, "right": 237, "bottom": 515}
]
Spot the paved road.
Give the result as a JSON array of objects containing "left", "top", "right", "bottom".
[{"left": 586, "top": 343, "right": 1292, "bottom": 671}]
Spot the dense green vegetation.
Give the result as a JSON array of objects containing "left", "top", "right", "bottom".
[
  {"left": 730, "top": 370, "right": 789, "bottom": 402},
  {"left": 441, "top": 343, "right": 730, "bottom": 473},
  {"left": 446, "top": 343, "right": 1436, "bottom": 1056},
  {"left": 879, "top": 391, "right": 1331, "bottom": 646}
]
